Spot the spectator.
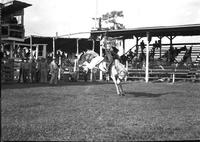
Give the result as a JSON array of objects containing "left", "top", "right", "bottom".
[
  {"left": 18, "top": 58, "right": 25, "bottom": 83},
  {"left": 30, "top": 59, "right": 37, "bottom": 83},
  {"left": 23, "top": 59, "right": 30, "bottom": 83},
  {"left": 0, "top": 44, "right": 4, "bottom": 60},
  {"left": 49, "top": 58, "right": 59, "bottom": 85},
  {"left": 140, "top": 40, "right": 145, "bottom": 52},
  {"left": 40, "top": 58, "right": 48, "bottom": 83},
  {"left": 36, "top": 58, "right": 41, "bottom": 83},
  {"left": 153, "top": 41, "right": 158, "bottom": 49},
  {"left": 10, "top": 17, "right": 18, "bottom": 24}
]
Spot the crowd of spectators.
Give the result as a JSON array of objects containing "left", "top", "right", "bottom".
[{"left": 18, "top": 58, "right": 59, "bottom": 85}]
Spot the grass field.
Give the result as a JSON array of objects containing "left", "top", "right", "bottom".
[{"left": 1, "top": 81, "right": 200, "bottom": 141}]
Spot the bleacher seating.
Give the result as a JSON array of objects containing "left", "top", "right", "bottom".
[{"left": 127, "top": 43, "right": 200, "bottom": 82}]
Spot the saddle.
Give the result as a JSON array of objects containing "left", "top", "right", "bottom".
[{"left": 105, "top": 57, "right": 125, "bottom": 75}]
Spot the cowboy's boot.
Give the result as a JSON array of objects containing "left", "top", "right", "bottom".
[{"left": 106, "top": 62, "right": 112, "bottom": 74}]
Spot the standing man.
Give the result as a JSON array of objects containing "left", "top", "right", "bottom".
[
  {"left": 30, "top": 59, "right": 37, "bottom": 83},
  {"left": 36, "top": 58, "right": 41, "bottom": 83},
  {"left": 40, "top": 58, "right": 48, "bottom": 83},
  {"left": 140, "top": 40, "right": 145, "bottom": 53},
  {"left": 49, "top": 58, "right": 58, "bottom": 85},
  {"left": 18, "top": 58, "right": 25, "bottom": 83},
  {"left": 23, "top": 59, "right": 30, "bottom": 83}
]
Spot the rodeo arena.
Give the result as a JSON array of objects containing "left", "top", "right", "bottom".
[{"left": 1, "top": 0, "right": 200, "bottom": 141}]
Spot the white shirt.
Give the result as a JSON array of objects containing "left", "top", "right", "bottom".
[{"left": 49, "top": 61, "right": 58, "bottom": 73}]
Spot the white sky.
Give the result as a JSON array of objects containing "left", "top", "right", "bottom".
[{"left": 12, "top": 0, "right": 200, "bottom": 37}]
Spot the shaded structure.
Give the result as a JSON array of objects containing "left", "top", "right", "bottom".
[
  {"left": 23, "top": 36, "right": 100, "bottom": 54},
  {"left": 91, "top": 24, "right": 200, "bottom": 82}
]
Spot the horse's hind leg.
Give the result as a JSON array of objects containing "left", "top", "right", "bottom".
[
  {"left": 119, "top": 83, "right": 125, "bottom": 96},
  {"left": 117, "top": 79, "right": 125, "bottom": 96},
  {"left": 111, "top": 76, "right": 121, "bottom": 95}
]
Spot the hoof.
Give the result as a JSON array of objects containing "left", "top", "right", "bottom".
[{"left": 119, "top": 93, "right": 125, "bottom": 96}]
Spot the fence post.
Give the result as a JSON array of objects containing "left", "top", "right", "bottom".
[{"left": 145, "top": 32, "right": 150, "bottom": 83}]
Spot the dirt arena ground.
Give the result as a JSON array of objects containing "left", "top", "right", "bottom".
[{"left": 1, "top": 81, "right": 200, "bottom": 141}]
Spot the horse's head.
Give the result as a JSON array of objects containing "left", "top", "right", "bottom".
[
  {"left": 77, "top": 52, "right": 91, "bottom": 73},
  {"left": 77, "top": 52, "right": 84, "bottom": 64}
]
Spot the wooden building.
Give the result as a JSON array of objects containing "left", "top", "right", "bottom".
[{"left": 1, "top": 0, "right": 31, "bottom": 82}]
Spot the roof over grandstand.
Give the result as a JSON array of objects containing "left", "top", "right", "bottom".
[
  {"left": 22, "top": 36, "right": 100, "bottom": 53},
  {"left": 1, "top": 0, "right": 32, "bottom": 16},
  {"left": 90, "top": 24, "right": 200, "bottom": 39}
]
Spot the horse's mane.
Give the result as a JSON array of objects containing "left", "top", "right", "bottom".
[
  {"left": 79, "top": 52, "right": 84, "bottom": 61},
  {"left": 77, "top": 52, "right": 86, "bottom": 64}
]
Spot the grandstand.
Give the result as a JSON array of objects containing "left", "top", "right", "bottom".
[
  {"left": 91, "top": 24, "right": 200, "bottom": 82},
  {"left": 127, "top": 42, "right": 200, "bottom": 82}
]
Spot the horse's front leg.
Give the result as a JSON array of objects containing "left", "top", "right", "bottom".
[
  {"left": 111, "top": 76, "right": 120, "bottom": 95},
  {"left": 118, "top": 82, "right": 125, "bottom": 96},
  {"left": 116, "top": 78, "right": 125, "bottom": 96}
]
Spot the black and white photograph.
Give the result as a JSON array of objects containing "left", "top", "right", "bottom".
[{"left": 1, "top": 0, "right": 200, "bottom": 141}]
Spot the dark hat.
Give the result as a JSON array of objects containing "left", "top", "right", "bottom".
[{"left": 111, "top": 46, "right": 119, "bottom": 53}]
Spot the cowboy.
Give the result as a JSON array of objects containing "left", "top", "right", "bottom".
[
  {"left": 104, "top": 45, "right": 120, "bottom": 73},
  {"left": 101, "top": 33, "right": 120, "bottom": 73}
]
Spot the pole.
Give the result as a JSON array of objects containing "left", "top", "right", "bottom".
[
  {"left": 95, "top": 0, "right": 99, "bottom": 29},
  {"left": 43, "top": 44, "right": 47, "bottom": 58},
  {"left": 53, "top": 37, "right": 55, "bottom": 59},
  {"left": 99, "top": 37, "right": 103, "bottom": 81},
  {"left": 75, "top": 39, "right": 79, "bottom": 80},
  {"left": 75, "top": 38, "right": 79, "bottom": 72},
  {"left": 58, "top": 56, "right": 61, "bottom": 80},
  {"left": 90, "top": 39, "right": 96, "bottom": 81},
  {"left": 136, "top": 37, "right": 139, "bottom": 58},
  {"left": 123, "top": 39, "right": 125, "bottom": 55},
  {"left": 172, "top": 73, "right": 175, "bottom": 83},
  {"left": 13, "top": 41, "right": 16, "bottom": 58},
  {"left": 145, "top": 32, "right": 150, "bottom": 83},
  {"left": 0, "top": 4, "right": 2, "bottom": 46},
  {"left": 159, "top": 36, "right": 162, "bottom": 58},
  {"left": 92, "top": 39, "right": 95, "bottom": 51},
  {"left": 55, "top": 32, "right": 61, "bottom": 80},
  {"left": 36, "top": 45, "right": 38, "bottom": 60},
  {"left": 76, "top": 39, "right": 79, "bottom": 56},
  {"left": 30, "top": 35, "right": 33, "bottom": 60},
  {"left": 10, "top": 42, "right": 13, "bottom": 58}
]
